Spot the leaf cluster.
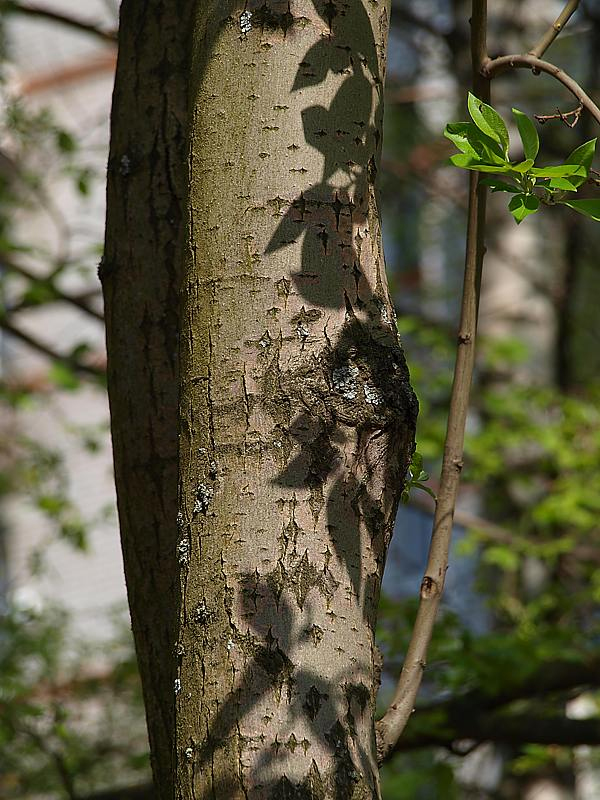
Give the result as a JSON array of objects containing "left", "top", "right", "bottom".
[
  {"left": 401, "top": 450, "right": 436, "bottom": 503},
  {"left": 445, "top": 93, "right": 600, "bottom": 224}
]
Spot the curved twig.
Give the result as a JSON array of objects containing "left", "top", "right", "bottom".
[
  {"left": 482, "top": 54, "right": 600, "bottom": 127},
  {"left": 377, "top": 0, "right": 598, "bottom": 766},
  {"left": 378, "top": 0, "right": 597, "bottom": 767}
]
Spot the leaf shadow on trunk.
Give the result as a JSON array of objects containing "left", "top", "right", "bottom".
[
  {"left": 195, "top": 578, "right": 380, "bottom": 798},
  {"left": 265, "top": 0, "right": 417, "bottom": 624},
  {"left": 185, "top": 1, "right": 417, "bottom": 795}
]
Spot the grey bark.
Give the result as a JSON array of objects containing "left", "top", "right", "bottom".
[{"left": 176, "top": 2, "right": 416, "bottom": 798}]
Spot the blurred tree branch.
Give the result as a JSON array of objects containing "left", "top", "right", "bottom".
[
  {"left": 389, "top": 656, "right": 600, "bottom": 754},
  {"left": 4, "top": 259, "right": 104, "bottom": 321},
  {"left": 0, "top": 317, "right": 105, "bottom": 378},
  {"left": 1, "top": 1, "right": 117, "bottom": 43},
  {"left": 79, "top": 785, "right": 154, "bottom": 800}
]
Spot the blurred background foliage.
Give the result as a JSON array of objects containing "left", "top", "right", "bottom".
[{"left": 1, "top": 1, "right": 600, "bottom": 799}]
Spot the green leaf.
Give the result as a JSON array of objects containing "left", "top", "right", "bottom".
[
  {"left": 548, "top": 177, "right": 578, "bottom": 192},
  {"left": 444, "top": 122, "right": 482, "bottom": 159},
  {"left": 508, "top": 193, "right": 540, "bottom": 224},
  {"left": 565, "top": 138, "right": 596, "bottom": 187},
  {"left": 512, "top": 108, "right": 539, "bottom": 161},
  {"left": 22, "top": 282, "right": 56, "bottom": 305},
  {"left": 530, "top": 164, "right": 587, "bottom": 178},
  {"left": 55, "top": 129, "right": 77, "bottom": 153},
  {"left": 37, "top": 494, "right": 67, "bottom": 516},
  {"left": 560, "top": 198, "right": 600, "bottom": 221},
  {"left": 69, "top": 342, "right": 91, "bottom": 360},
  {"left": 510, "top": 159, "right": 535, "bottom": 174},
  {"left": 566, "top": 138, "right": 596, "bottom": 168},
  {"left": 444, "top": 121, "right": 506, "bottom": 164},
  {"left": 410, "top": 451, "right": 424, "bottom": 475},
  {"left": 48, "top": 362, "right": 80, "bottom": 391},
  {"left": 468, "top": 92, "right": 510, "bottom": 156},
  {"left": 413, "top": 482, "right": 437, "bottom": 501},
  {"left": 480, "top": 178, "right": 521, "bottom": 193},
  {"left": 449, "top": 154, "right": 511, "bottom": 173},
  {"left": 483, "top": 545, "right": 519, "bottom": 571}
]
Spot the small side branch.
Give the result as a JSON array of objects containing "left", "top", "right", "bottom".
[
  {"left": 376, "top": 0, "right": 490, "bottom": 764},
  {"left": 386, "top": 655, "right": 600, "bottom": 756},
  {"left": 535, "top": 103, "right": 583, "bottom": 127},
  {"left": 482, "top": 54, "right": 600, "bottom": 127},
  {"left": 529, "top": 0, "right": 581, "bottom": 59},
  {"left": 397, "top": 712, "right": 600, "bottom": 753}
]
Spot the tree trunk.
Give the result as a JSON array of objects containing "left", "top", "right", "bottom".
[
  {"left": 104, "top": 1, "right": 416, "bottom": 797},
  {"left": 175, "top": 2, "right": 416, "bottom": 798},
  {"left": 102, "top": 3, "right": 194, "bottom": 797}
]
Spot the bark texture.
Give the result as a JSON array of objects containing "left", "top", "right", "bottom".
[
  {"left": 102, "top": 2, "right": 194, "bottom": 797},
  {"left": 176, "top": 2, "right": 416, "bottom": 798}
]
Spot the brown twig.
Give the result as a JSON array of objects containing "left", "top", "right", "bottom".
[
  {"left": 376, "top": 0, "right": 598, "bottom": 764},
  {"left": 535, "top": 103, "right": 584, "bottom": 127},
  {"left": 376, "top": 0, "right": 490, "bottom": 764},
  {"left": 529, "top": 0, "right": 581, "bottom": 59},
  {"left": 20, "top": 720, "right": 78, "bottom": 800},
  {"left": 482, "top": 54, "right": 600, "bottom": 127}
]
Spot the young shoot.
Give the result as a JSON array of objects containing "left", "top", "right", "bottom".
[{"left": 445, "top": 93, "right": 600, "bottom": 224}]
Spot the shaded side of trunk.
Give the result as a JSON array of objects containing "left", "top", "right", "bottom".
[
  {"left": 102, "top": 2, "right": 194, "bottom": 796},
  {"left": 176, "top": 2, "right": 417, "bottom": 798}
]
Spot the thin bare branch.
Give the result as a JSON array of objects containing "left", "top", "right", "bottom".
[
  {"left": 376, "top": 0, "right": 490, "bottom": 763},
  {"left": 410, "top": 491, "right": 600, "bottom": 565},
  {"left": 4, "top": 259, "right": 104, "bottom": 321},
  {"left": 529, "top": 0, "right": 581, "bottom": 59},
  {"left": 535, "top": 103, "right": 584, "bottom": 127},
  {"left": 2, "top": 1, "right": 117, "bottom": 43},
  {"left": 482, "top": 54, "right": 600, "bottom": 127},
  {"left": 78, "top": 786, "right": 154, "bottom": 800},
  {"left": 21, "top": 721, "right": 77, "bottom": 800},
  {"left": 398, "top": 711, "right": 600, "bottom": 752},
  {"left": 0, "top": 318, "right": 105, "bottom": 378}
]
